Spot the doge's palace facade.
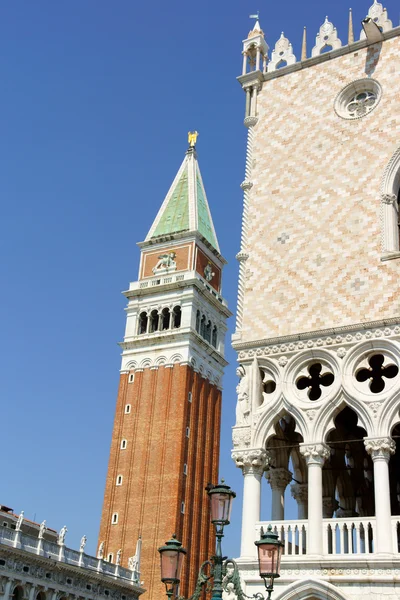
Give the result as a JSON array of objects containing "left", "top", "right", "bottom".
[{"left": 232, "top": 3, "right": 400, "bottom": 599}]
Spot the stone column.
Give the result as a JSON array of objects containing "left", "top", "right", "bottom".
[
  {"left": 266, "top": 468, "right": 292, "bottom": 521},
  {"left": 365, "top": 436, "right": 396, "bottom": 554},
  {"left": 3, "top": 579, "right": 14, "bottom": 600},
  {"left": 245, "top": 88, "right": 251, "bottom": 118},
  {"left": 232, "top": 448, "right": 268, "bottom": 558},
  {"left": 256, "top": 46, "right": 261, "bottom": 71},
  {"left": 242, "top": 51, "right": 248, "bottom": 75},
  {"left": 300, "top": 443, "right": 330, "bottom": 556},
  {"left": 381, "top": 194, "right": 399, "bottom": 252},
  {"left": 291, "top": 483, "right": 308, "bottom": 519}
]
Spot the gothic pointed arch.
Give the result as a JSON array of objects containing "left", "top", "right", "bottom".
[
  {"left": 380, "top": 143, "right": 400, "bottom": 252},
  {"left": 274, "top": 578, "right": 350, "bottom": 600},
  {"left": 253, "top": 396, "right": 309, "bottom": 449}
]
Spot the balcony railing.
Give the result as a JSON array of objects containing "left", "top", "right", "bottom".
[
  {"left": 0, "top": 527, "right": 139, "bottom": 583},
  {"left": 256, "top": 516, "right": 400, "bottom": 557}
]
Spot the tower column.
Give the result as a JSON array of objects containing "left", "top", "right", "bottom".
[
  {"left": 266, "top": 468, "right": 292, "bottom": 520},
  {"left": 255, "top": 46, "right": 261, "bottom": 71},
  {"left": 242, "top": 51, "right": 248, "bottom": 75},
  {"left": 300, "top": 443, "right": 330, "bottom": 556},
  {"left": 291, "top": 483, "right": 308, "bottom": 519},
  {"left": 232, "top": 449, "right": 268, "bottom": 558},
  {"left": 365, "top": 437, "right": 396, "bottom": 554}
]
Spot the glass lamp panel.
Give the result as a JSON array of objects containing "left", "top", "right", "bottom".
[
  {"left": 211, "top": 493, "right": 232, "bottom": 523},
  {"left": 258, "top": 546, "right": 278, "bottom": 577},
  {"left": 160, "top": 550, "right": 182, "bottom": 582}
]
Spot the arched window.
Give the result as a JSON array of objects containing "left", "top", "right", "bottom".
[
  {"left": 200, "top": 315, "right": 206, "bottom": 338},
  {"left": 36, "top": 592, "right": 46, "bottom": 600},
  {"left": 173, "top": 306, "right": 181, "bottom": 328},
  {"left": 205, "top": 320, "right": 212, "bottom": 343},
  {"left": 12, "top": 587, "right": 24, "bottom": 600},
  {"left": 149, "top": 310, "right": 159, "bottom": 333},
  {"left": 161, "top": 307, "right": 171, "bottom": 330},
  {"left": 138, "top": 312, "right": 148, "bottom": 335},
  {"left": 381, "top": 145, "right": 400, "bottom": 254},
  {"left": 195, "top": 310, "right": 200, "bottom": 333},
  {"left": 212, "top": 326, "right": 218, "bottom": 348}
]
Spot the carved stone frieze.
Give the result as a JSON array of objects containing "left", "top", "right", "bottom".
[
  {"left": 364, "top": 436, "right": 396, "bottom": 460},
  {"left": 232, "top": 426, "right": 251, "bottom": 449},
  {"left": 234, "top": 320, "right": 400, "bottom": 360}
]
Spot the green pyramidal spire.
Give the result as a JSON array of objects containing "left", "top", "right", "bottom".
[{"left": 146, "top": 145, "right": 220, "bottom": 252}]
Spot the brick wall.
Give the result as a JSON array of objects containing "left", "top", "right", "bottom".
[{"left": 98, "top": 365, "right": 221, "bottom": 600}]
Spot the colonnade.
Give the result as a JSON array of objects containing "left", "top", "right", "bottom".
[{"left": 234, "top": 436, "right": 396, "bottom": 557}]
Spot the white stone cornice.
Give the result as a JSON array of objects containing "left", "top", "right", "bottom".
[
  {"left": 232, "top": 448, "right": 269, "bottom": 474},
  {"left": 233, "top": 318, "right": 400, "bottom": 358},
  {"left": 300, "top": 443, "right": 330, "bottom": 466},
  {"left": 364, "top": 436, "right": 396, "bottom": 460}
]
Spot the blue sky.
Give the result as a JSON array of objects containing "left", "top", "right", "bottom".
[{"left": 1, "top": 0, "right": 398, "bottom": 561}]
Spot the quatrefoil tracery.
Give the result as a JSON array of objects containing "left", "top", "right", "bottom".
[
  {"left": 296, "top": 362, "right": 335, "bottom": 401},
  {"left": 355, "top": 354, "right": 398, "bottom": 393}
]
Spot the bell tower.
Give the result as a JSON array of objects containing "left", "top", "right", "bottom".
[
  {"left": 232, "top": 4, "right": 400, "bottom": 600},
  {"left": 98, "top": 135, "right": 231, "bottom": 600}
]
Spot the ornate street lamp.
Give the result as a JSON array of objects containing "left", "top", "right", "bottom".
[
  {"left": 255, "top": 526, "right": 284, "bottom": 599},
  {"left": 159, "top": 481, "right": 283, "bottom": 600},
  {"left": 159, "top": 535, "right": 187, "bottom": 600}
]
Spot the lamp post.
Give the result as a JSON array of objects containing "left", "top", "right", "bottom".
[{"left": 159, "top": 481, "right": 283, "bottom": 600}]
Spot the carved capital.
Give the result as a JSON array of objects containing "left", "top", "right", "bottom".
[
  {"left": 232, "top": 448, "right": 269, "bottom": 475},
  {"left": 266, "top": 467, "right": 292, "bottom": 491},
  {"left": 364, "top": 436, "right": 395, "bottom": 461},
  {"left": 244, "top": 116, "right": 258, "bottom": 128},
  {"left": 323, "top": 496, "right": 339, "bottom": 518},
  {"left": 240, "top": 180, "right": 253, "bottom": 191},
  {"left": 381, "top": 193, "right": 397, "bottom": 205},
  {"left": 300, "top": 443, "right": 330, "bottom": 466},
  {"left": 291, "top": 483, "right": 308, "bottom": 503},
  {"left": 236, "top": 251, "right": 249, "bottom": 262}
]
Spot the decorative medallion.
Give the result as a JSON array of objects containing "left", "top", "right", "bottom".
[{"left": 334, "top": 79, "right": 382, "bottom": 120}]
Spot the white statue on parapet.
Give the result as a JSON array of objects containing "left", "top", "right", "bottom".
[
  {"left": 97, "top": 541, "right": 105, "bottom": 559},
  {"left": 16, "top": 511, "right": 24, "bottom": 531},
  {"left": 39, "top": 520, "right": 46, "bottom": 539},
  {"left": 236, "top": 365, "right": 250, "bottom": 425},
  {"left": 116, "top": 549, "right": 122, "bottom": 565},
  {"left": 80, "top": 535, "right": 87, "bottom": 552},
  {"left": 152, "top": 252, "right": 177, "bottom": 274},
  {"left": 58, "top": 525, "right": 67, "bottom": 545}
]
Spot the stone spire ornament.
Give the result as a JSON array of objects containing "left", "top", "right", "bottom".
[
  {"left": 268, "top": 32, "right": 296, "bottom": 72},
  {"left": 348, "top": 8, "right": 354, "bottom": 43},
  {"left": 360, "top": 0, "right": 392, "bottom": 38},
  {"left": 312, "top": 16, "right": 342, "bottom": 57},
  {"left": 301, "top": 27, "right": 307, "bottom": 60}
]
